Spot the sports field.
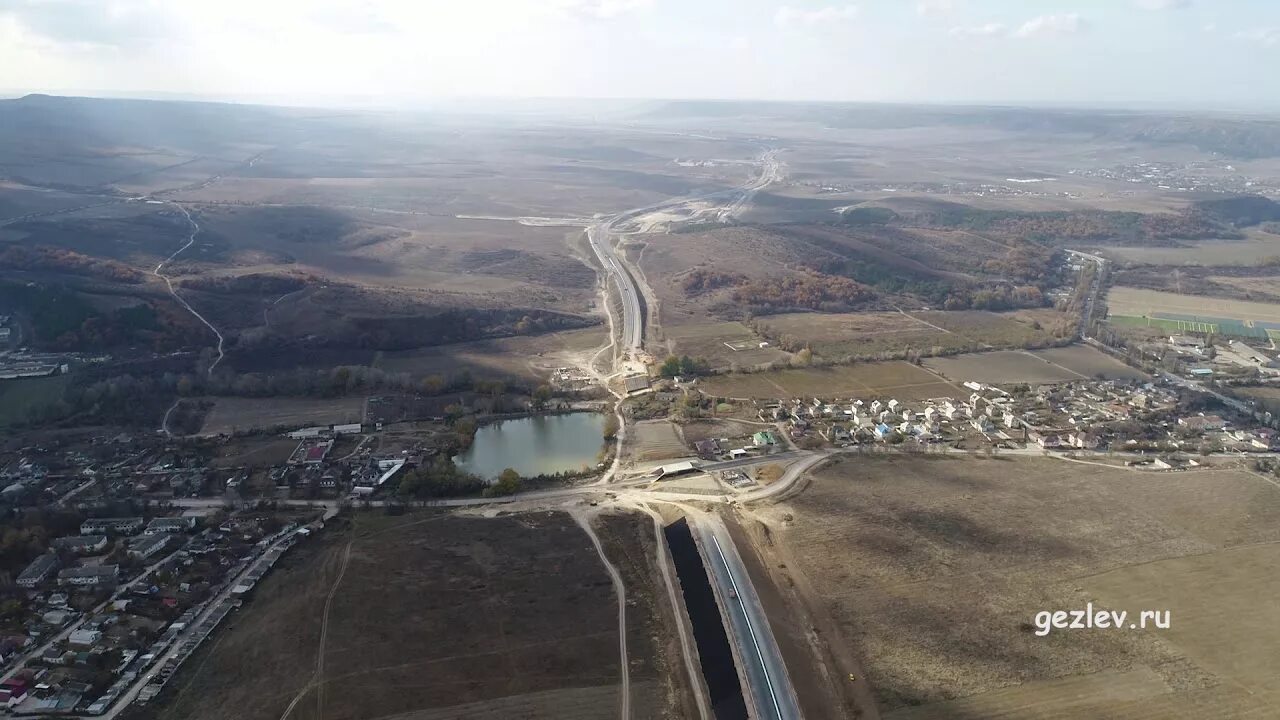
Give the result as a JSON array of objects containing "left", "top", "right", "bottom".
[{"left": 1107, "top": 287, "right": 1280, "bottom": 339}]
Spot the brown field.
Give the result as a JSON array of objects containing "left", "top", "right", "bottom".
[
  {"left": 149, "top": 509, "right": 690, "bottom": 720},
  {"left": 924, "top": 345, "right": 1146, "bottom": 384},
  {"left": 1234, "top": 386, "right": 1280, "bottom": 402},
  {"left": 374, "top": 327, "right": 607, "bottom": 383},
  {"left": 1103, "top": 229, "right": 1280, "bottom": 266},
  {"left": 626, "top": 420, "right": 690, "bottom": 464},
  {"left": 1210, "top": 274, "right": 1280, "bottom": 298},
  {"left": 1107, "top": 286, "right": 1280, "bottom": 322},
  {"left": 750, "top": 455, "right": 1280, "bottom": 719},
  {"left": 700, "top": 362, "right": 962, "bottom": 400},
  {"left": 757, "top": 309, "right": 1069, "bottom": 360},
  {"left": 659, "top": 321, "right": 790, "bottom": 370},
  {"left": 199, "top": 396, "right": 366, "bottom": 434},
  {"left": 1030, "top": 345, "right": 1150, "bottom": 380}
]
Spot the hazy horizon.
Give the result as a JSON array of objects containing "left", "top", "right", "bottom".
[{"left": 2, "top": 0, "right": 1279, "bottom": 112}]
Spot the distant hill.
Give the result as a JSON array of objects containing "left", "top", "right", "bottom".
[
  {"left": 0, "top": 95, "right": 324, "bottom": 188},
  {"left": 643, "top": 101, "right": 1280, "bottom": 159}
]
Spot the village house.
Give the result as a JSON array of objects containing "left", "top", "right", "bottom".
[
  {"left": 128, "top": 534, "right": 174, "bottom": 561},
  {"left": 1178, "top": 414, "right": 1226, "bottom": 431},
  {"left": 144, "top": 517, "right": 197, "bottom": 535},
  {"left": 52, "top": 535, "right": 108, "bottom": 554},
  {"left": 693, "top": 439, "right": 721, "bottom": 458},
  {"left": 80, "top": 517, "right": 144, "bottom": 536},
  {"left": 58, "top": 565, "right": 119, "bottom": 588},
  {"left": 16, "top": 554, "right": 60, "bottom": 589}
]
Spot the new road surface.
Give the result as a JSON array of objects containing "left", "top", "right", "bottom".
[
  {"left": 587, "top": 220, "right": 645, "bottom": 354},
  {"left": 585, "top": 147, "right": 781, "bottom": 360},
  {"left": 695, "top": 517, "right": 803, "bottom": 720}
]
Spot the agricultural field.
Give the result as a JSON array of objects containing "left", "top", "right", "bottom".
[
  {"left": 1108, "top": 286, "right": 1280, "bottom": 323},
  {"left": 1030, "top": 345, "right": 1150, "bottom": 380},
  {"left": 625, "top": 420, "right": 690, "bottom": 465},
  {"left": 755, "top": 309, "right": 1071, "bottom": 360},
  {"left": 658, "top": 321, "right": 789, "bottom": 371},
  {"left": 1210, "top": 273, "right": 1280, "bottom": 298},
  {"left": 148, "top": 510, "right": 686, "bottom": 720},
  {"left": 700, "top": 361, "right": 961, "bottom": 400},
  {"left": 1102, "top": 229, "right": 1280, "bottom": 266},
  {"left": 749, "top": 455, "right": 1280, "bottom": 719},
  {"left": 199, "top": 396, "right": 366, "bottom": 435},
  {"left": 923, "top": 345, "right": 1146, "bottom": 384}
]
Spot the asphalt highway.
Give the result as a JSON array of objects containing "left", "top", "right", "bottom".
[{"left": 696, "top": 518, "right": 803, "bottom": 720}]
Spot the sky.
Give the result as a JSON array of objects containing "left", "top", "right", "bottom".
[{"left": 1, "top": 0, "right": 1279, "bottom": 110}]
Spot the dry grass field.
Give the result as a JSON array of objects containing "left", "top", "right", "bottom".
[
  {"left": 1103, "top": 229, "right": 1280, "bottom": 266},
  {"left": 199, "top": 396, "right": 366, "bottom": 434},
  {"left": 659, "top": 320, "right": 790, "bottom": 370},
  {"left": 1107, "top": 286, "right": 1280, "bottom": 323},
  {"left": 1211, "top": 274, "right": 1280, "bottom": 298},
  {"left": 148, "top": 524, "right": 347, "bottom": 720},
  {"left": 750, "top": 455, "right": 1280, "bottom": 719},
  {"left": 923, "top": 345, "right": 1146, "bottom": 384},
  {"left": 756, "top": 309, "right": 1068, "bottom": 360},
  {"left": 149, "top": 510, "right": 688, "bottom": 720},
  {"left": 700, "top": 362, "right": 961, "bottom": 400},
  {"left": 592, "top": 512, "right": 700, "bottom": 720}
]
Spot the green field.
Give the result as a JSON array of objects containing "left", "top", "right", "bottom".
[{"left": 1108, "top": 315, "right": 1218, "bottom": 333}]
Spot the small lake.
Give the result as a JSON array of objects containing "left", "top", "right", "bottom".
[{"left": 453, "top": 412, "right": 607, "bottom": 480}]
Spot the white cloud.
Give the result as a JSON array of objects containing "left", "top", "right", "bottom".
[
  {"left": 916, "top": 0, "right": 956, "bottom": 17},
  {"left": 949, "top": 22, "right": 1006, "bottom": 38},
  {"left": 775, "top": 4, "right": 859, "bottom": 27},
  {"left": 549, "top": 0, "right": 654, "bottom": 20},
  {"left": 728, "top": 35, "right": 751, "bottom": 51},
  {"left": 1012, "top": 13, "right": 1086, "bottom": 39},
  {"left": 1134, "top": 0, "right": 1190, "bottom": 10},
  {"left": 1236, "top": 27, "right": 1280, "bottom": 46},
  {"left": 1202, "top": 22, "right": 1216, "bottom": 32}
]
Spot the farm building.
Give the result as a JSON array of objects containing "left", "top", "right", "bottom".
[
  {"left": 144, "top": 516, "right": 196, "bottom": 535},
  {"left": 80, "top": 517, "right": 143, "bottom": 535},
  {"left": 16, "top": 554, "right": 60, "bottom": 589},
  {"left": 57, "top": 565, "right": 118, "bottom": 588},
  {"left": 52, "top": 535, "right": 108, "bottom": 554}
]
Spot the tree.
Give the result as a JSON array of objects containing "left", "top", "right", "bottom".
[
  {"left": 794, "top": 348, "right": 813, "bottom": 366},
  {"left": 603, "top": 414, "right": 620, "bottom": 440},
  {"left": 679, "top": 355, "right": 698, "bottom": 377},
  {"left": 659, "top": 355, "right": 681, "bottom": 378},
  {"left": 532, "top": 384, "right": 553, "bottom": 410},
  {"left": 485, "top": 468, "right": 521, "bottom": 497},
  {"left": 420, "top": 375, "right": 445, "bottom": 395}
]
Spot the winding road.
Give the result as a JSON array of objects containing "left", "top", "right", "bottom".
[{"left": 153, "top": 203, "right": 225, "bottom": 376}]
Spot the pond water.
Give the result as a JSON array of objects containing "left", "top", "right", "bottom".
[{"left": 452, "top": 412, "right": 607, "bottom": 480}]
